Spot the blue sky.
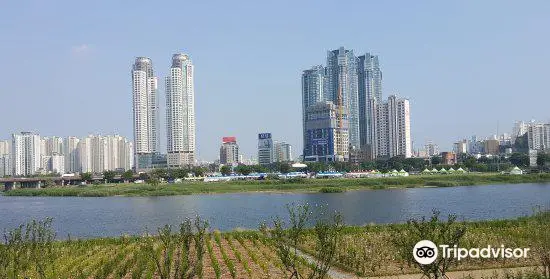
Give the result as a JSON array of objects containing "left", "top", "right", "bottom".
[{"left": 0, "top": 0, "right": 549, "bottom": 161}]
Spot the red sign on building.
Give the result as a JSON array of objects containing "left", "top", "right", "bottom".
[{"left": 222, "top": 137, "right": 237, "bottom": 143}]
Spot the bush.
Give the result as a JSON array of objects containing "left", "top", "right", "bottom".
[{"left": 319, "top": 187, "right": 345, "bottom": 193}]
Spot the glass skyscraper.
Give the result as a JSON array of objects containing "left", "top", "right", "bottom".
[
  {"left": 358, "top": 53, "right": 382, "bottom": 157},
  {"left": 325, "top": 47, "right": 360, "bottom": 150}
]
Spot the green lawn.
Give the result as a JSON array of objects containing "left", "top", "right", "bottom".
[{"left": 3, "top": 173, "right": 550, "bottom": 197}]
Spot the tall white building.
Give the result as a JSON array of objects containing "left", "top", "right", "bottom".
[
  {"left": 512, "top": 121, "right": 530, "bottom": 143},
  {"left": 527, "top": 123, "right": 550, "bottom": 151},
  {"left": 132, "top": 57, "right": 160, "bottom": 170},
  {"left": 40, "top": 136, "right": 64, "bottom": 157},
  {"left": 0, "top": 140, "right": 10, "bottom": 156},
  {"left": 78, "top": 135, "right": 133, "bottom": 173},
  {"left": 274, "top": 141, "right": 292, "bottom": 162},
  {"left": 64, "top": 136, "right": 80, "bottom": 173},
  {"left": 12, "top": 132, "right": 41, "bottom": 176},
  {"left": 166, "top": 53, "right": 196, "bottom": 167},
  {"left": 0, "top": 140, "right": 11, "bottom": 177},
  {"left": 51, "top": 153, "right": 65, "bottom": 174},
  {"left": 105, "top": 135, "right": 134, "bottom": 171},
  {"left": 373, "top": 95, "right": 411, "bottom": 158}
]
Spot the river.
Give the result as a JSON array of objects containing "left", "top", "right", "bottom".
[{"left": 1, "top": 183, "right": 549, "bottom": 239}]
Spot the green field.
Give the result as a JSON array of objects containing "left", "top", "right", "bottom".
[
  {"left": 1, "top": 213, "right": 548, "bottom": 279},
  {"left": 3, "top": 173, "right": 550, "bottom": 197}
]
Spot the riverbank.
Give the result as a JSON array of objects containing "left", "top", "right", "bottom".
[
  {"left": 4, "top": 173, "right": 550, "bottom": 197},
  {"left": 1, "top": 214, "right": 547, "bottom": 278}
]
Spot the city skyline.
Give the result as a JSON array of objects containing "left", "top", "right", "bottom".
[{"left": 1, "top": 1, "right": 549, "bottom": 161}]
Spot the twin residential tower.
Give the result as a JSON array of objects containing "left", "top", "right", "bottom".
[{"left": 131, "top": 54, "right": 196, "bottom": 170}]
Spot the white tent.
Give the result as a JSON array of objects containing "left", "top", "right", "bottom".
[
  {"left": 510, "top": 166, "right": 523, "bottom": 175},
  {"left": 292, "top": 163, "right": 308, "bottom": 168}
]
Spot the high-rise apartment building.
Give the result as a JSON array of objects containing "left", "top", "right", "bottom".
[
  {"left": 357, "top": 53, "right": 382, "bottom": 157},
  {"left": 302, "top": 47, "right": 406, "bottom": 162},
  {"left": 303, "top": 101, "right": 348, "bottom": 162},
  {"left": 274, "top": 141, "right": 292, "bottom": 162},
  {"left": 325, "top": 47, "right": 360, "bottom": 149},
  {"left": 0, "top": 140, "right": 11, "bottom": 177},
  {"left": 105, "top": 135, "right": 134, "bottom": 171},
  {"left": 40, "top": 136, "right": 64, "bottom": 157},
  {"left": 512, "top": 121, "right": 530, "bottom": 144},
  {"left": 12, "top": 132, "right": 41, "bottom": 176},
  {"left": 132, "top": 57, "right": 160, "bottom": 170},
  {"left": 302, "top": 65, "right": 325, "bottom": 151},
  {"left": 257, "top": 133, "right": 273, "bottom": 165},
  {"left": 64, "top": 136, "right": 80, "bottom": 173},
  {"left": 220, "top": 137, "right": 239, "bottom": 165},
  {"left": 527, "top": 123, "right": 550, "bottom": 151},
  {"left": 51, "top": 153, "right": 65, "bottom": 174},
  {"left": 0, "top": 140, "right": 11, "bottom": 156},
  {"left": 166, "top": 53, "right": 196, "bottom": 167},
  {"left": 373, "top": 95, "right": 411, "bottom": 158},
  {"left": 78, "top": 135, "right": 133, "bottom": 173},
  {"left": 453, "top": 140, "right": 468, "bottom": 154}
]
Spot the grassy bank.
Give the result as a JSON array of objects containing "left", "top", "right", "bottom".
[
  {"left": 1, "top": 214, "right": 547, "bottom": 278},
  {"left": 3, "top": 173, "right": 550, "bottom": 197}
]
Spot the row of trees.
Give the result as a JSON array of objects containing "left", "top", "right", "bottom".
[{"left": 77, "top": 151, "right": 550, "bottom": 185}]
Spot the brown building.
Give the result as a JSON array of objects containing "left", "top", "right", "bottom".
[
  {"left": 484, "top": 139, "right": 500, "bottom": 155},
  {"left": 441, "top": 152, "right": 457, "bottom": 165}
]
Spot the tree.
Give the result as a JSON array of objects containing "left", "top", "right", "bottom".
[
  {"left": 147, "top": 177, "right": 160, "bottom": 188},
  {"left": 121, "top": 170, "right": 134, "bottom": 182},
  {"left": 234, "top": 164, "right": 252, "bottom": 175},
  {"left": 537, "top": 152, "right": 549, "bottom": 169},
  {"left": 192, "top": 167, "right": 207, "bottom": 177},
  {"left": 393, "top": 210, "right": 467, "bottom": 279},
  {"left": 430, "top": 156, "right": 442, "bottom": 165},
  {"left": 171, "top": 168, "right": 189, "bottom": 179},
  {"left": 151, "top": 168, "right": 168, "bottom": 180},
  {"left": 139, "top": 172, "right": 150, "bottom": 181},
  {"left": 260, "top": 204, "right": 343, "bottom": 279},
  {"left": 278, "top": 163, "right": 291, "bottom": 174},
  {"left": 463, "top": 156, "right": 477, "bottom": 169},
  {"left": 80, "top": 172, "right": 92, "bottom": 184},
  {"left": 220, "top": 165, "right": 231, "bottom": 176},
  {"left": 510, "top": 152, "right": 530, "bottom": 167},
  {"left": 102, "top": 170, "right": 116, "bottom": 183}
]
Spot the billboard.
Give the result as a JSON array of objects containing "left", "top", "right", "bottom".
[
  {"left": 222, "top": 136, "right": 237, "bottom": 143},
  {"left": 258, "top": 133, "right": 272, "bottom": 139},
  {"left": 258, "top": 133, "right": 272, "bottom": 149}
]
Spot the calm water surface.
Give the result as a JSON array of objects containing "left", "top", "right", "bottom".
[{"left": 1, "top": 183, "right": 549, "bottom": 239}]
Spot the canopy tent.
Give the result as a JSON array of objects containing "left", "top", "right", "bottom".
[
  {"left": 510, "top": 166, "right": 523, "bottom": 175},
  {"left": 291, "top": 163, "right": 307, "bottom": 168}
]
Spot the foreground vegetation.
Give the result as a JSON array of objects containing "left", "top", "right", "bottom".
[
  {"left": 4, "top": 173, "right": 550, "bottom": 197},
  {"left": 1, "top": 208, "right": 549, "bottom": 279}
]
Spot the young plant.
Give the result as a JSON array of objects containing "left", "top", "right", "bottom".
[
  {"left": 392, "top": 210, "right": 467, "bottom": 279},
  {"left": 260, "top": 203, "right": 344, "bottom": 279}
]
